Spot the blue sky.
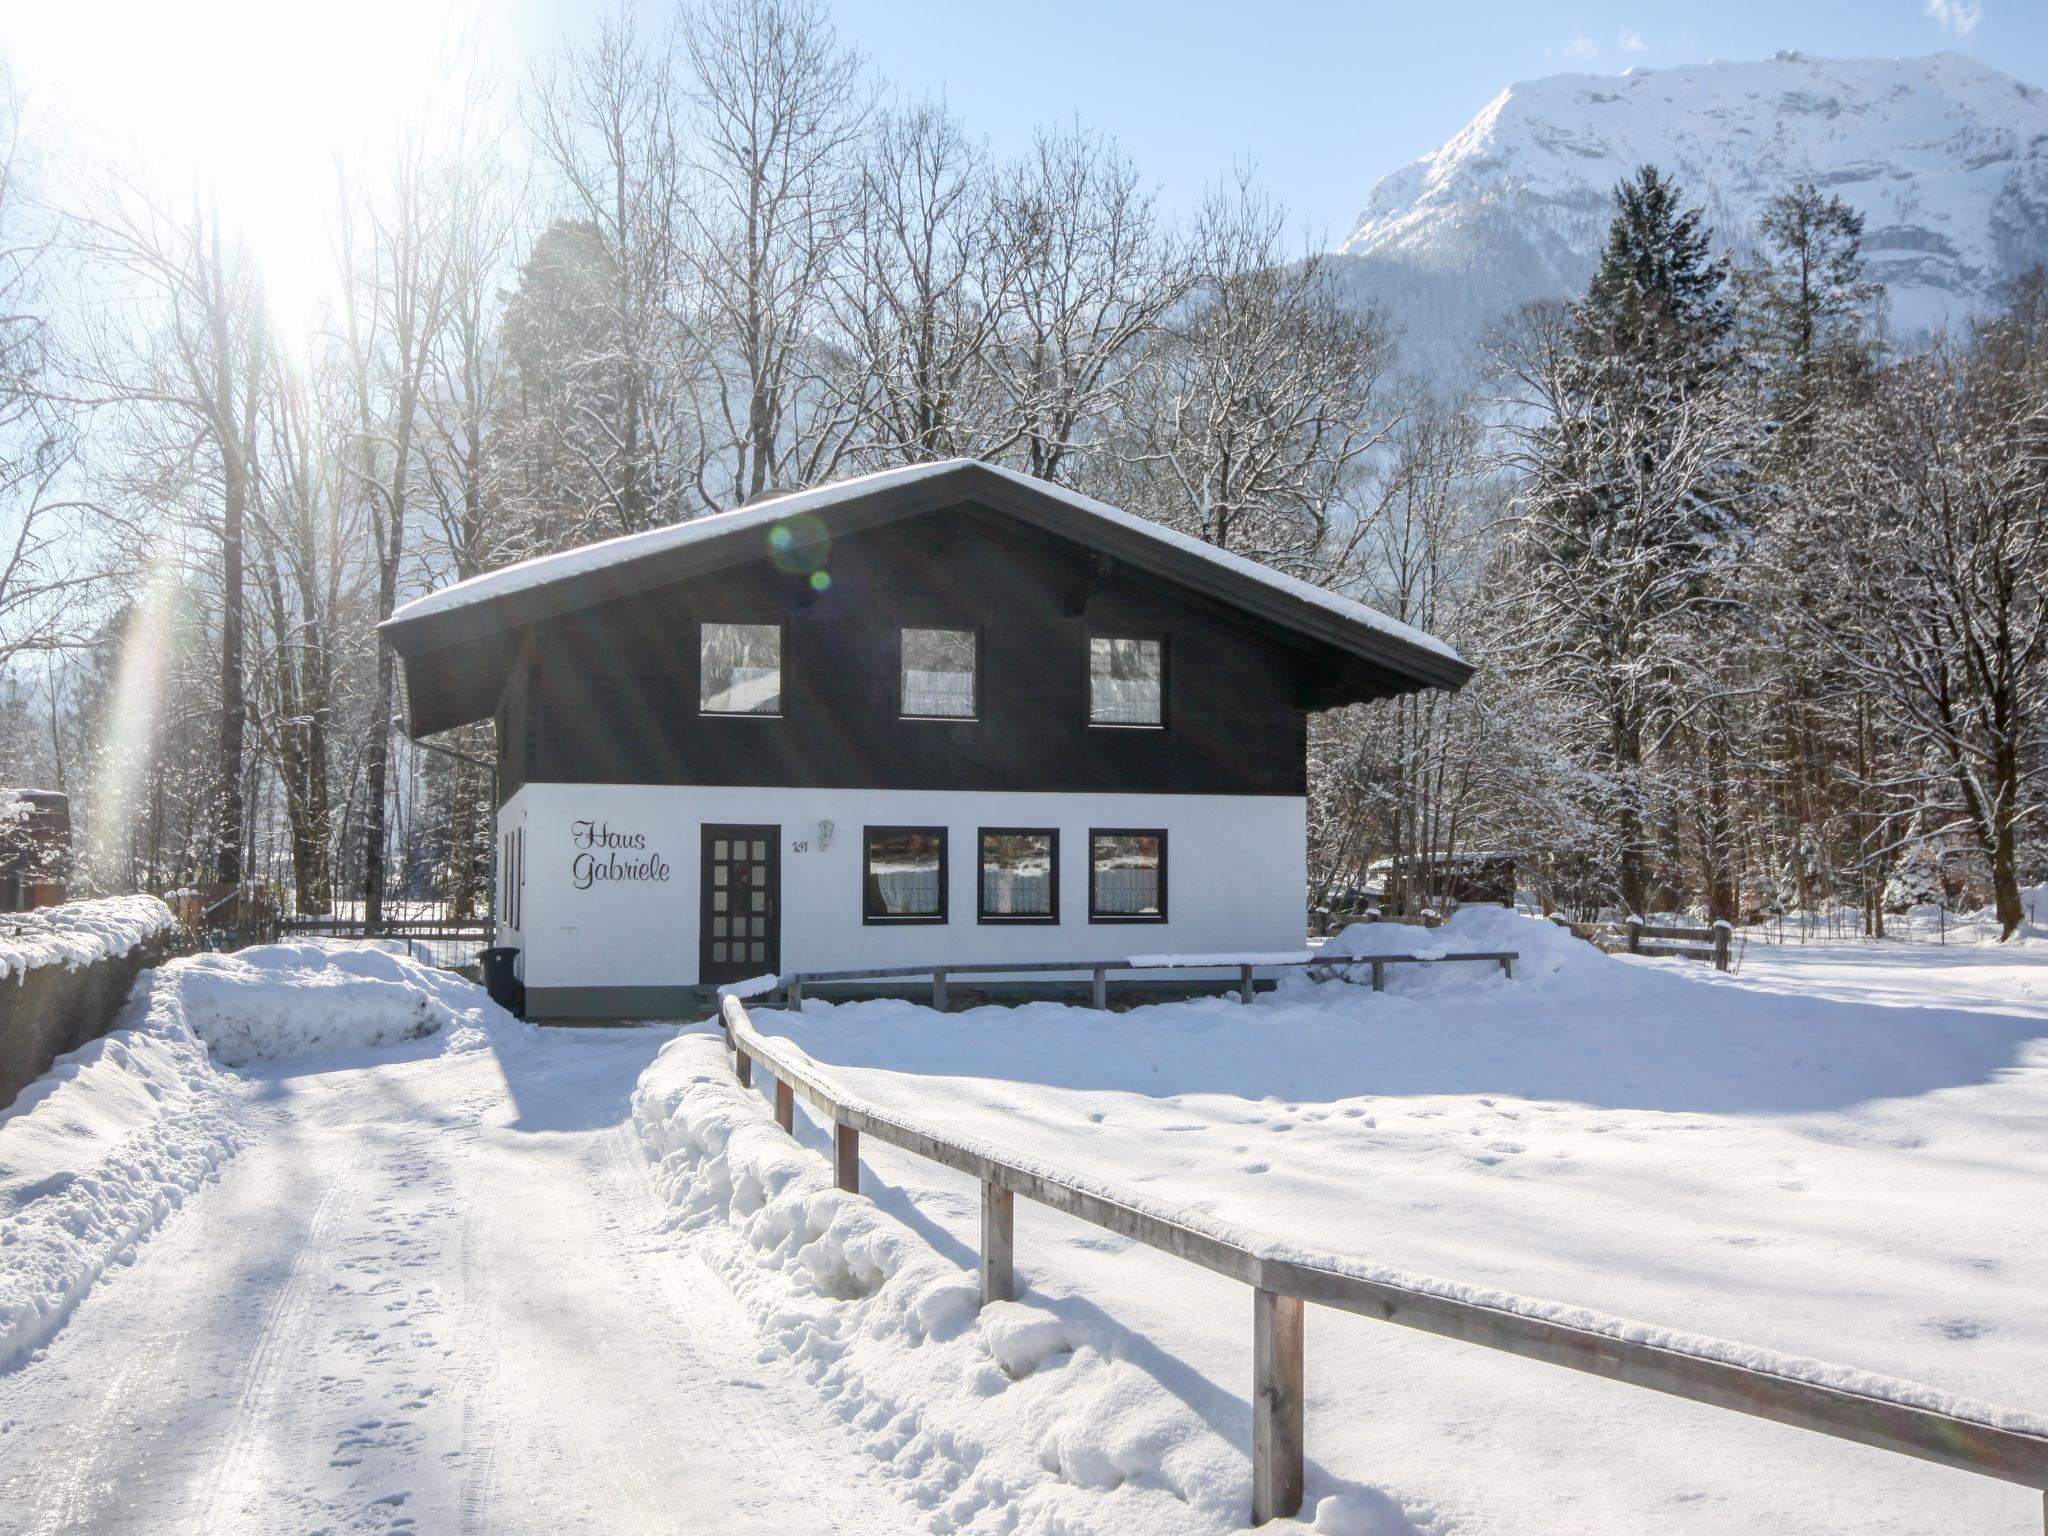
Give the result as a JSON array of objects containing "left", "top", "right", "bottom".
[{"left": 648, "top": 0, "right": 2048, "bottom": 240}]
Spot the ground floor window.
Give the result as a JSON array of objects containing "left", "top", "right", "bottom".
[
  {"left": 1089, "top": 829, "right": 1166, "bottom": 921},
  {"left": 978, "top": 829, "right": 1058, "bottom": 922},
  {"left": 864, "top": 826, "right": 948, "bottom": 923}
]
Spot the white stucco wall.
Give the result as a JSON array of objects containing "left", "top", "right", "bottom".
[{"left": 497, "top": 783, "right": 1306, "bottom": 993}]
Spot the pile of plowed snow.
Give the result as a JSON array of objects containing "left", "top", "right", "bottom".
[
  {"left": 634, "top": 1036, "right": 1254, "bottom": 1535},
  {"left": 0, "top": 942, "right": 520, "bottom": 1369},
  {"left": 175, "top": 941, "right": 492, "bottom": 1066}
]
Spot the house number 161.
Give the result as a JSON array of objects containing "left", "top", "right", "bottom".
[{"left": 791, "top": 839, "right": 809, "bottom": 854}]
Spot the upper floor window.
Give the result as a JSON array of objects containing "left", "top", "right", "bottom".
[
  {"left": 901, "top": 627, "right": 977, "bottom": 719},
  {"left": 701, "top": 622, "right": 782, "bottom": 715},
  {"left": 1089, "top": 637, "right": 1163, "bottom": 726},
  {"left": 864, "top": 826, "right": 948, "bottom": 924}
]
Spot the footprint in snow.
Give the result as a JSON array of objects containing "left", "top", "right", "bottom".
[{"left": 1926, "top": 1317, "right": 1991, "bottom": 1341}]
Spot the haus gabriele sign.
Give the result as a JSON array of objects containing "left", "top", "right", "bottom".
[{"left": 570, "top": 820, "right": 671, "bottom": 891}]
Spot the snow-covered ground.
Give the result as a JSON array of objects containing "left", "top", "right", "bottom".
[
  {"left": 3, "top": 921, "right": 2043, "bottom": 1534},
  {"left": 671, "top": 910, "right": 2048, "bottom": 1534},
  {"left": 0, "top": 943, "right": 905, "bottom": 1534}
]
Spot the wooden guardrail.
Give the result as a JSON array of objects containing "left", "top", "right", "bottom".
[
  {"left": 778, "top": 950, "right": 1518, "bottom": 1010},
  {"left": 719, "top": 994, "right": 2048, "bottom": 1529},
  {"left": 1552, "top": 914, "right": 1733, "bottom": 971}
]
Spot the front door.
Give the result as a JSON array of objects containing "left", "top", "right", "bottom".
[{"left": 701, "top": 825, "right": 779, "bottom": 985}]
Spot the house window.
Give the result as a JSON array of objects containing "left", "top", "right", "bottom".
[
  {"left": 1089, "top": 829, "right": 1166, "bottom": 921},
  {"left": 901, "top": 627, "right": 977, "bottom": 719},
  {"left": 1089, "top": 637, "right": 1163, "bottom": 726},
  {"left": 700, "top": 622, "right": 783, "bottom": 715},
  {"left": 979, "top": 829, "right": 1058, "bottom": 923},
  {"left": 501, "top": 826, "right": 523, "bottom": 930},
  {"left": 863, "top": 826, "right": 948, "bottom": 923}
]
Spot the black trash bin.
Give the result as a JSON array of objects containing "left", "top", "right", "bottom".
[{"left": 479, "top": 946, "right": 526, "bottom": 1017}]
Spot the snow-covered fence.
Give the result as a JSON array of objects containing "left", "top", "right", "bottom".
[
  {"left": 777, "top": 948, "right": 1519, "bottom": 1011},
  {"left": 720, "top": 991, "right": 2048, "bottom": 1529},
  {"left": 1554, "top": 914, "right": 1733, "bottom": 971},
  {"left": 0, "top": 896, "right": 183, "bottom": 1111}
]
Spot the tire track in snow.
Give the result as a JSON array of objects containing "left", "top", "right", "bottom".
[
  {"left": 598, "top": 1128, "right": 810, "bottom": 1491},
  {"left": 192, "top": 1135, "right": 364, "bottom": 1532}
]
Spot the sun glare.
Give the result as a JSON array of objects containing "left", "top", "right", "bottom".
[{"left": 12, "top": 0, "right": 504, "bottom": 343}]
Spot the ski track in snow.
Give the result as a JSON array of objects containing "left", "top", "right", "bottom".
[{"left": 0, "top": 1025, "right": 897, "bottom": 1536}]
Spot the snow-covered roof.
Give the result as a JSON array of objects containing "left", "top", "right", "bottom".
[
  {"left": 383, "top": 458, "right": 1471, "bottom": 735},
  {"left": 391, "top": 459, "right": 1461, "bottom": 663}
]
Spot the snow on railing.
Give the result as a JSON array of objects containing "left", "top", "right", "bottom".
[
  {"left": 718, "top": 993, "right": 2048, "bottom": 1529},
  {"left": 776, "top": 947, "right": 1518, "bottom": 1011}
]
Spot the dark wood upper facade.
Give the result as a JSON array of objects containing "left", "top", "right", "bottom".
[
  {"left": 385, "top": 462, "right": 1474, "bottom": 802},
  {"left": 498, "top": 502, "right": 1317, "bottom": 801}
]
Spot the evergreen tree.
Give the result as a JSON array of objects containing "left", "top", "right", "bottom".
[
  {"left": 1737, "top": 183, "right": 1880, "bottom": 452},
  {"left": 1573, "top": 164, "right": 1732, "bottom": 378},
  {"left": 1495, "top": 168, "right": 1757, "bottom": 918}
]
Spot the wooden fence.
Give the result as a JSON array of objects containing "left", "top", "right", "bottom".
[
  {"left": 775, "top": 949, "right": 1519, "bottom": 1010},
  {"left": 719, "top": 994, "right": 2048, "bottom": 1528},
  {"left": 1553, "top": 914, "right": 1734, "bottom": 971}
]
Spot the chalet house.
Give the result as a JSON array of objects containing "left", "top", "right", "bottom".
[{"left": 381, "top": 460, "right": 1471, "bottom": 1019}]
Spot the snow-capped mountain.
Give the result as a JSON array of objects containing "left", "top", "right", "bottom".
[{"left": 1338, "top": 51, "right": 2048, "bottom": 378}]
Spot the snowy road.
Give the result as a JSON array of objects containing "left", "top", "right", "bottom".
[{"left": 0, "top": 1025, "right": 891, "bottom": 1536}]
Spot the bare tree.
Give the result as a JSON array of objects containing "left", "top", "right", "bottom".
[
  {"left": 987, "top": 122, "right": 1182, "bottom": 484},
  {"left": 1114, "top": 173, "right": 1400, "bottom": 575},
  {"left": 334, "top": 133, "right": 454, "bottom": 927},
  {"left": 676, "top": 0, "right": 869, "bottom": 504},
  {"left": 525, "top": 9, "right": 694, "bottom": 533},
  {"left": 832, "top": 97, "right": 1014, "bottom": 465},
  {"left": 1783, "top": 278, "right": 2048, "bottom": 938},
  {"left": 64, "top": 172, "right": 268, "bottom": 888}
]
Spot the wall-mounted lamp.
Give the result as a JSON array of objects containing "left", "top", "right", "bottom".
[{"left": 819, "top": 819, "right": 836, "bottom": 851}]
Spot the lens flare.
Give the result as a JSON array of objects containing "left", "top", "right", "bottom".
[
  {"left": 767, "top": 514, "right": 831, "bottom": 577},
  {"left": 85, "top": 557, "right": 182, "bottom": 889}
]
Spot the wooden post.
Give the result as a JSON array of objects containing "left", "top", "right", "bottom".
[
  {"left": 1251, "top": 1287, "right": 1305, "bottom": 1525},
  {"left": 734, "top": 1048, "right": 752, "bottom": 1088},
  {"left": 1239, "top": 964, "right": 1255, "bottom": 1004},
  {"left": 1091, "top": 967, "right": 1107, "bottom": 1010},
  {"left": 1499, "top": 954, "right": 1515, "bottom": 980},
  {"left": 1627, "top": 915, "right": 1644, "bottom": 955},
  {"left": 1712, "top": 922, "right": 1731, "bottom": 973},
  {"left": 774, "top": 1077, "right": 794, "bottom": 1134},
  {"left": 1370, "top": 959, "right": 1386, "bottom": 993},
  {"left": 788, "top": 976, "right": 803, "bottom": 1008},
  {"left": 980, "top": 1180, "right": 1014, "bottom": 1306},
  {"left": 833, "top": 1122, "right": 860, "bottom": 1194},
  {"left": 932, "top": 968, "right": 948, "bottom": 1012}
]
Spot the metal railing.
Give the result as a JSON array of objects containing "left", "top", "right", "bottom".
[
  {"left": 719, "top": 994, "right": 2048, "bottom": 1528},
  {"left": 771, "top": 949, "right": 1518, "bottom": 1010}
]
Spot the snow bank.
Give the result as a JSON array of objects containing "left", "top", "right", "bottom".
[
  {"left": 0, "top": 942, "right": 524, "bottom": 1370},
  {"left": 633, "top": 1033, "right": 1263, "bottom": 1536},
  {"left": 1321, "top": 906, "right": 1596, "bottom": 980},
  {"left": 0, "top": 962, "right": 243, "bottom": 1369},
  {"left": 175, "top": 941, "right": 507, "bottom": 1066},
  {"left": 0, "top": 894, "right": 177, "bottom": 982}
]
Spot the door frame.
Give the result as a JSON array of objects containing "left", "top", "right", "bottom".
[{"left": 699, "top": 824, "right": 781, "bottom": 985}]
